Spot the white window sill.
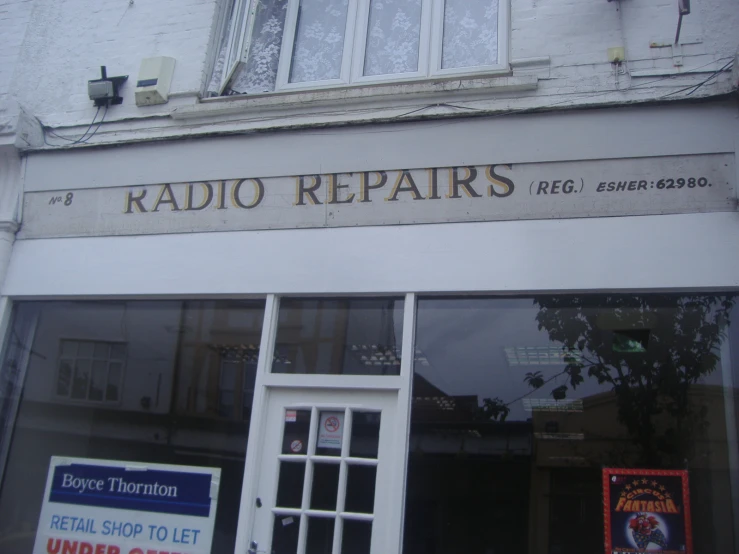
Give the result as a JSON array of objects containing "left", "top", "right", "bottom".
[{"left": 172, "top": 74, "right": 539, "bottom": 121}]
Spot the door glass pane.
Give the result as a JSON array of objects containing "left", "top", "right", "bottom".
[
  {"left": 345, "top": 465, "right": 376, "bottom": 514},
  {"left": 273, "top": 514, "right": 300, "bottom": 554},
  {"left": 273, "top": 297, "right": 404, "bottom": 375},
  {"left": 441, "top": 0, "right": 499, "bottom": 69},
  {"left": 289, "top": 0, "right": 349, "bottom": 83},
  {"left": 306, "top": 516, "right": 335, "bottom": 554},
  {"left": 316, "top": 410, "right": 344, "bottom": 456},
  {"left": 283, "top": 409, "right": 311, "bottom": 455},
  {"left": 311, "top": 463, "right": 340, "bottom": 511},
  {"left": 364, "top": 0, "right": 422, "bottom": 76},
  {"left": 342, "top": 519, "right": 372, "bottom": 554},
  {"left": 277, "top": 462, "right": 307, "bottom": 508},
  {"left": 350, "top": 411, "right": 380, "bottom": 459}
]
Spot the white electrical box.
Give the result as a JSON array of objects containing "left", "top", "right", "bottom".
[{"left": 135, "top": 57, "right": 176, "bottom": 106}]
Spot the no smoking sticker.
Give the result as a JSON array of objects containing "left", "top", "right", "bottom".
[
  {"left": 318, "top": 412, "right": 344, "bottom": 449},
  {"left": 290, "top": 440, "right": 303, "bottom": 453},
  {"left": 324, "top": 417, "right": 340, "bottom": 432}
]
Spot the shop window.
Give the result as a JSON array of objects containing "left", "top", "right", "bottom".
[
  {"left": 272, "top": 297, "right": 404, "bottom": 375},
  {"left": 55, "top": 339, "right": 126, "bottom": 404},
  {"left": 404, "top": 294, "right": 739, "bottom": 554},
  {"left": 0, "top": 299, "right": 265, "bottom": 554},
  {"left": 212, "top": 0, "right": 508, "bottom": 95}
]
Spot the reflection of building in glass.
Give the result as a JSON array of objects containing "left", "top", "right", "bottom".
[
  {"left": 0, "top": 300, "right": 264, "bottom": 554},
  {"left": 411, "top": 373, "right": 532, "bottom": 457},
  {"left": 273, "top": 298, "right": 404, "bottom": 376}
]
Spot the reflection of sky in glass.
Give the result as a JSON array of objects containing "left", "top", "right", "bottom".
[{"left": 414, "top": 297, "right": 729, "bottom": 422}]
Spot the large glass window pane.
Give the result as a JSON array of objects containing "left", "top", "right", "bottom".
[
  {"left": 289, "top": 0, "right": 349, "bottom": 83},
  {"left": 404, "top": 294, "right": 739, "bottom": 554},
  {"left": 441, "top": 0, "right": 499, "bottom": 69},
  {"left": 363, "top": 0, "right": 422, "bottom": 76},
  {"left": 0, "top": 299, "right": 265, "bottom": 554},
  {"left": 273, "top": 298, "right": 404, "bottom": 375}
]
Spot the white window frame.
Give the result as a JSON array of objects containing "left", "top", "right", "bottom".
[
  {"left": 222, "top": 0, "right": 509, "bottom": 94},
  {"left": 349, "top": 0, "right": 433, "bottom": 85},
  {"left": 276, "top": 0, "right": 360, "bottom": 90},
  {"left": 234, "top": 293, "right": 416, "bottom": 554}
]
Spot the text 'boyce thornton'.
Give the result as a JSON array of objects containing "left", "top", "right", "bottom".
[
  {"left": 61, "top": 473, "right": 178, "bottom": 498},
  {"left": 122, "top": 166, "right": 515, "bottom": 213}
]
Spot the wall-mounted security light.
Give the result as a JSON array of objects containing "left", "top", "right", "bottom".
[{"left": 88, "top": 66, "right": 128, "bottom": 107}]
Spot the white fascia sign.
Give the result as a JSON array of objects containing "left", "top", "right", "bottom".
[{"left": 33, "top": 457, "right": 221, "bottom": 554}]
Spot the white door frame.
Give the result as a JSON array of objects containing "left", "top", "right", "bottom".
[{"left": 234, "top": 293, "right": 417, "bottom": 554}]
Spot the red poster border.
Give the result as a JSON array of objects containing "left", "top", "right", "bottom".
[{"left": 602, "top": 468, "right": 693, "bottom": 554}]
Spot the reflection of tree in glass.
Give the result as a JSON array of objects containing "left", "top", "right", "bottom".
[
  {"left": 478, "top": 396, "right": 510, "bottom": 421},
  {"left": 529, "top": 295, "right": 735, "bottom": 467}
]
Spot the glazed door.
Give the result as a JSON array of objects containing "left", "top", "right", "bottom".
[{"left": 248, "top": 388, "right": 400, "bottom": 554}]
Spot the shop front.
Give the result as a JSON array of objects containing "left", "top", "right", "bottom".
[{"left": 0, "top": 99, "right": 738, "bottom": 554}]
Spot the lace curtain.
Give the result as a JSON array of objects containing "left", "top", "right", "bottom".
[
  {"left": 441, "top": 0, "right": 499, "bottom": 69},
  {"left": 231, "top": 0, "right": 289, "bottom": 94},
  {"left": 289, "top": 0, "right": 350, "bottom": 82},
  {"left": 364, "top": 0, "right": 422, "bottom": 76},
  {"left": 212, "top": 0, "right": 500, "bottom": 95}
]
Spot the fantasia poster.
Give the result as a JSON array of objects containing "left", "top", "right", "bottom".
[{"left": 603, "top": 468, "right": 693, "bottom": 554}]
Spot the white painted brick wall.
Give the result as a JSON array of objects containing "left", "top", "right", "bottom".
[
  {"left": 0, "top": 0, "right": 736, "bottom": 142},
  {"left": 0, "top": 0, "right": 34, "bottom": 103},
  {"left": 3, "top": 0, "right": 222, "bottom": 126}
]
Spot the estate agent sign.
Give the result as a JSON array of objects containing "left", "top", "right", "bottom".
[
  {"left": 20, "top": 153, "right": 735, "bottom": 239},
  {"left": 34, "top": 457, "right": 220, "bottom": 554}
]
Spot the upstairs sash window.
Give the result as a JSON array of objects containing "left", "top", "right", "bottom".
[{"left": 218, "top": 0, "right": 508, "bottom": 95}]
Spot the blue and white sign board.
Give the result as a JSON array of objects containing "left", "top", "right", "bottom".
[{"left": 33, "top": 457, "right": 221, "bottom": 554}]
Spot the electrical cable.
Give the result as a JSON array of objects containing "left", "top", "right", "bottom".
[
  {"left": 79, "top": 105, "right": 109, "bottom": 143},
  {"left": 295, "top": 57, "right": 736, "bottom": 136},
  {"left": 659, "top": 59, "right": 734, "bottom": 99},
  {"left": 44, "top": 106, "right": 101, "bottom": 145}
]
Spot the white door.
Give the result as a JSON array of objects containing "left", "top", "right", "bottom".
[{"left": 248, "top": 388, "right": 401, "bottom": 554}]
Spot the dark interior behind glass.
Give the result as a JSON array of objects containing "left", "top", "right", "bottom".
[
  {"left": 404, "top": 294, "right": 739, "bottom": 554},
  {"left": 0, "top": 300, "right": 264, "bottom": 554},
  {"left": 273, "top": 298, "right": 404, "bottom": 376}
]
